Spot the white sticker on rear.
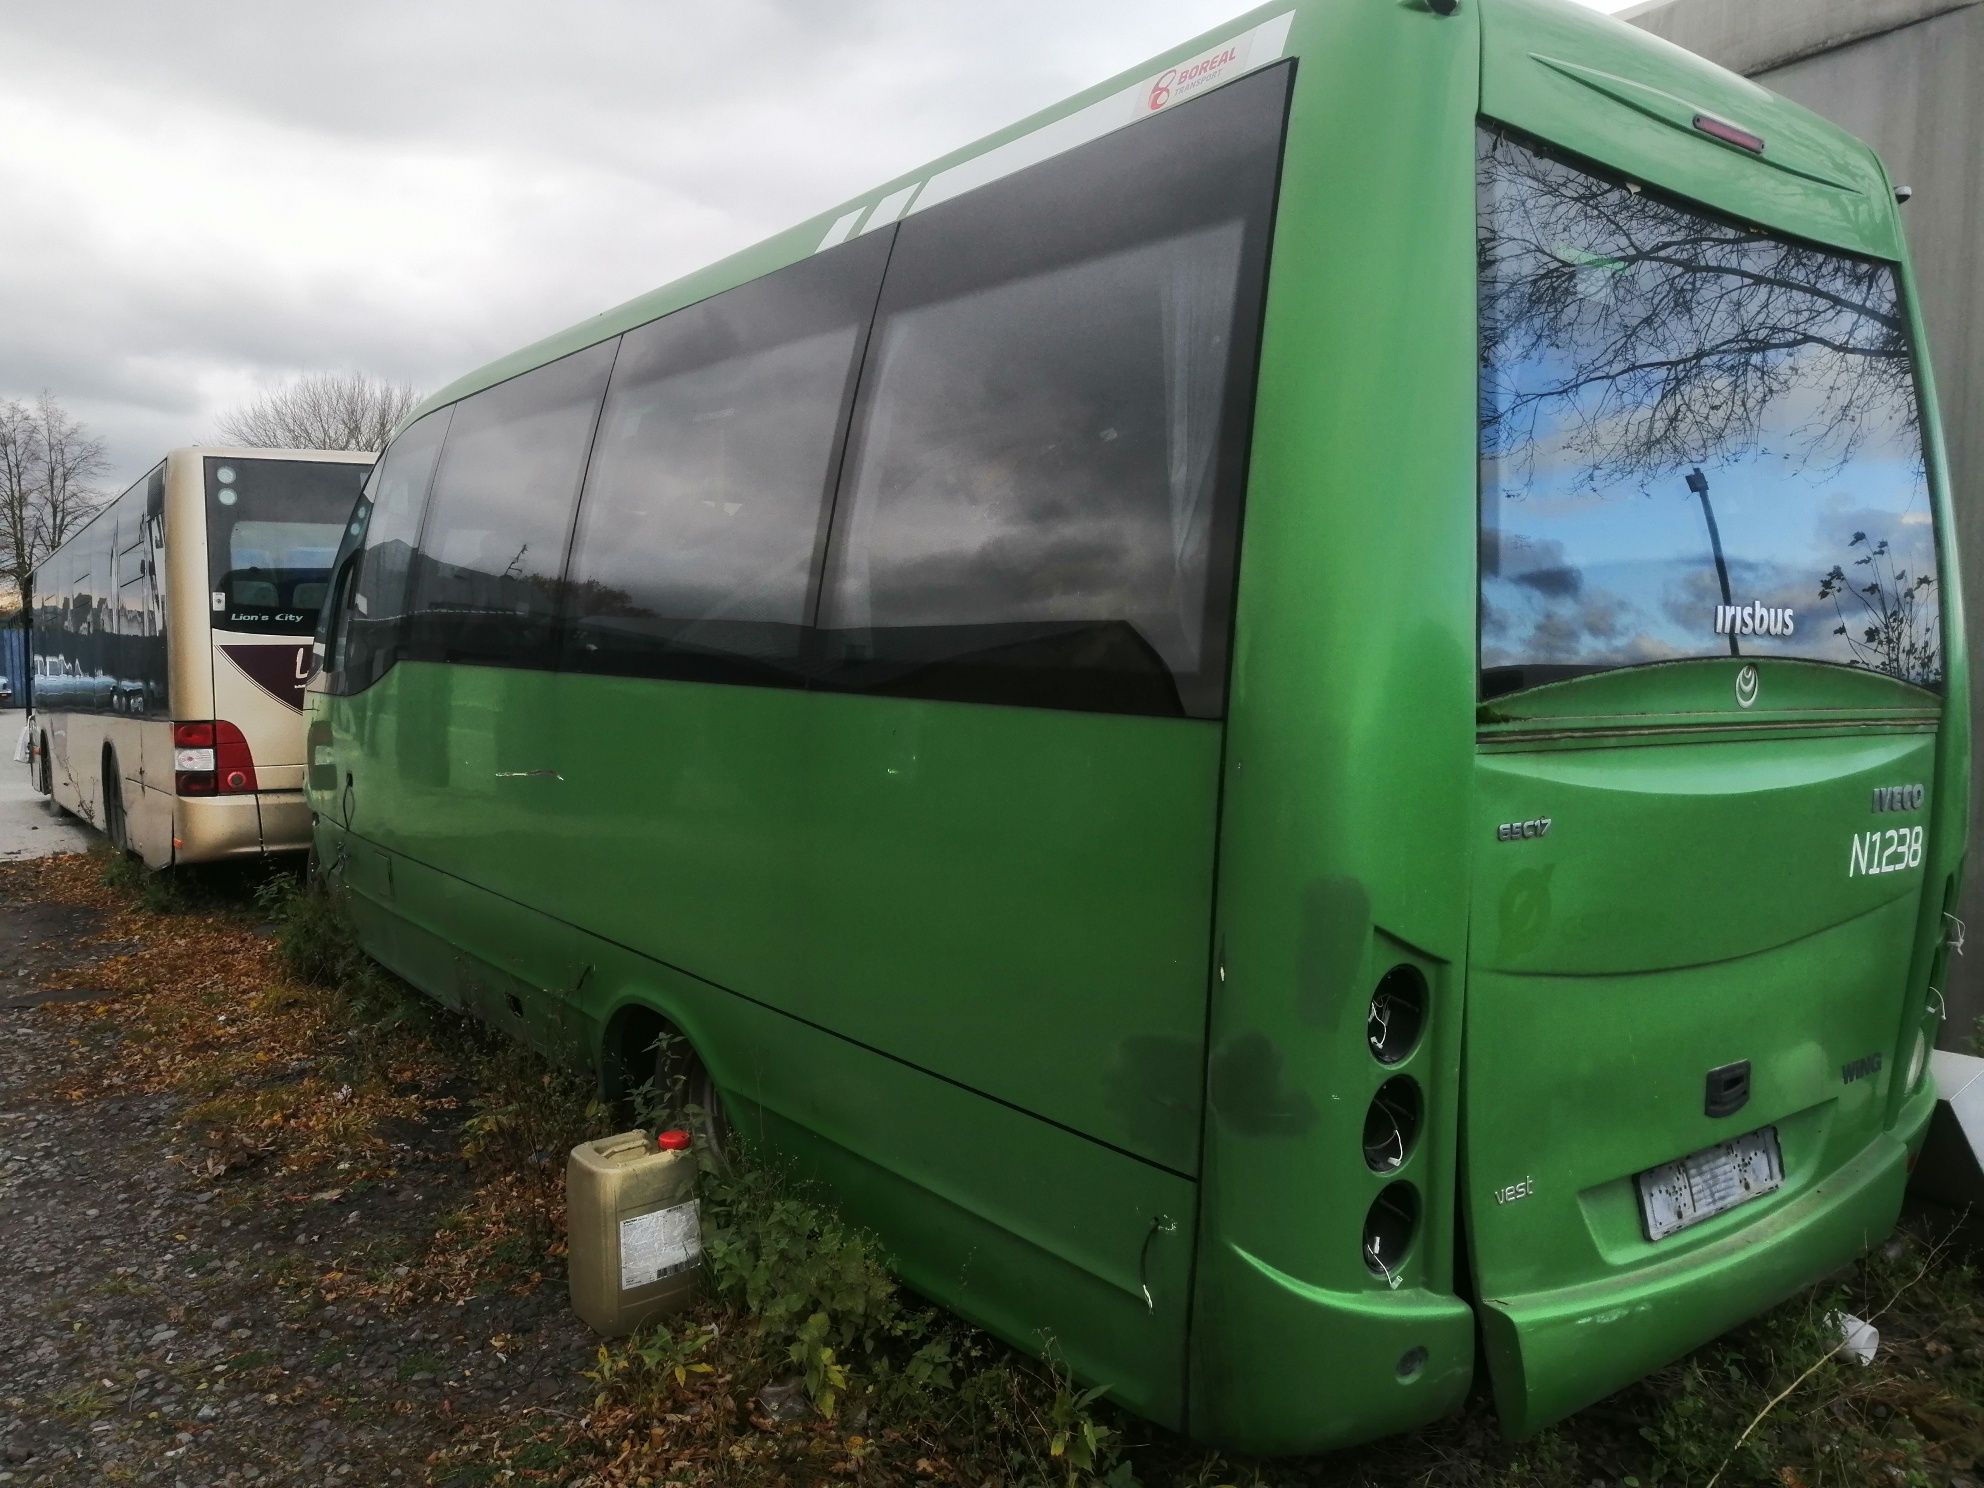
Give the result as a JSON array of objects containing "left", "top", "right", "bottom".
[
  {"left": 819, "top": 12, "right": 1294, "bottom": 238},
  {"left": 1140, "top": 28, "right": 1273, "bottom": 115},
  {"left": 618, "top": 1200, "right": 702, "bottom": 1291}
]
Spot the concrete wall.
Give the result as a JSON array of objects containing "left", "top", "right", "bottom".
[{"left": 1631, "top": 0, "right": 1984, "bottom": 1039}]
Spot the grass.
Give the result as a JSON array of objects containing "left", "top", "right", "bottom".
[
  {"left": 48, "top": 1379, "right": 118, "bottom": 1422},
  {"left": 12, "top": 851, "right": 1984, "bottom": 1487},
  {"left": 396, "top": 1352, "right": 451, "bottom": 1383}
]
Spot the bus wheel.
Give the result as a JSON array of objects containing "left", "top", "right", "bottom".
[
  {"left": 36, "top": 735, "right": 51, "bottom": 797},
  {"left": 102, "top": 749, "right": 128, "bottom": 853},
  {"left": 652, "top": 1031, "right": 731, "bottom": 1168}
]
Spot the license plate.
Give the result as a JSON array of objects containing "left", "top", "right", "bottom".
[{"left": 1637, "top": 1126, "right": 1784, "bottom": 1241}]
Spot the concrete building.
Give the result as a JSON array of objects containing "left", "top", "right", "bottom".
[{"left": 1629, "top": 0, "right": 1984, "bottom": 1038}]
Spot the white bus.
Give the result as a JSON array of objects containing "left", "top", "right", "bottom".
[{"left": 28, "top": 447, "right": 373, "bottom": 866}]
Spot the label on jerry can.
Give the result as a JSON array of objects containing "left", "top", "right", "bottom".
[{"left": 618, "top": 1200, "right": 703, "bottom": 1290}]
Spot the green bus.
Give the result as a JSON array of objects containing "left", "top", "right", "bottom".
[{"left": 306, "top": 0, "right": 1966, "bottom": 1453}]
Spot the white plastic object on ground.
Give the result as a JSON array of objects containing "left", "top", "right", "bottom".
[{"left": 1830, "top": 1311, "right": 1879, "bottom": 1365}]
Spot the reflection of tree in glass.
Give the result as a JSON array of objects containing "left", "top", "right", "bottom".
[
  {"left": 559, "top": 576, "right": 643, "bottom": 618},
  {"left": 1478, "top": 131, "right": 1914, "bottom": 492},
  {"left": 1818, "top": 531, "right": 1937, "bottom": 683}
]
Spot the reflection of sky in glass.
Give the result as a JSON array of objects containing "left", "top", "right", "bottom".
[
  {"left": 826, "top": 223, "right": 1242, "bottom": 683},
  {"left": 574, "top": 325, "right": 857, "bottom": 626},
  {"left": 1477, "top": 129, "right": 1939, "bottom": 691}
]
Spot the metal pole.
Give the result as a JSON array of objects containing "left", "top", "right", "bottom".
[{"left": 1687, "top": 466, "right": 1739, "bottom": 657}]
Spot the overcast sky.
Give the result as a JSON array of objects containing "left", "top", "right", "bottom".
[{"left": 0, "top": 0, "right": 1633, "bottom": 490}]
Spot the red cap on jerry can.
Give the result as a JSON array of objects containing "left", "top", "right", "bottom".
[{"left": 656, "top": 1129, "right": 692, "bottom": 1151}]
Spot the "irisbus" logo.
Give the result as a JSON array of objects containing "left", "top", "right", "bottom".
[{"left": 1715, "top": 603, "right": 1796, "bottom": 638}]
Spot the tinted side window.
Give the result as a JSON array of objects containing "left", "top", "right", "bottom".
[
  {"left": 405, "top": 343, "right": 617, "bottom": 668},
  {"left": 817, "top": 64, "right": 1287, "bottom": 719},
  {"left": 332, "top": 409, "right": 450, "bottom": 692},
  {"left": 563, "top": 232, "right": 889, "bottom": 685},
  {"left": 113, "top": 482, "right": 147, "bottom": 716},
  {"left": 143, "top": 464, "right": 168, "bottom": 715},
  {"left": 82, "top": 510, "right": 114, "bottom": 712}
]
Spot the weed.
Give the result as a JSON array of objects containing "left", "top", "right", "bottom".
[
  {"left": 396, "top": 1351, "right": 449, "bottom": 1382},
  {"left": 48, "top": 1378, "right": 116, "bottom": 1421},
  {"left": 571, "top": 1148, "right": 1137, "bottom": 1485},
  {"left": 95, "top": 845, "right": 147, "bottom": 892},
  {"left": 95, "top": 843, "right": 247, "bottom": 914},
  {"left": 698, "top": 1161, "right": 905, "bottom": 1376},
  {"left": 254, "top": 873, "right": 406, "bottom": 1019}
]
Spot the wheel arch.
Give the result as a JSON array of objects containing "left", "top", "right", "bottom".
[{"left": 593, "top": 986, "right": 734, "bottom": 1111}]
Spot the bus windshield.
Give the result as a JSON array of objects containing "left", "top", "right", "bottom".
[
  {"left": 207, "top": 456, "right": 368, "bottom": 634},
  {"left": 1477, "top": 125, "right": 1940, "bottom": 699}
]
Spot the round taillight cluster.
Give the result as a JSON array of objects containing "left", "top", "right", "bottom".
[
  {"left": 1362, "top": 1182, "right": 1419, "bottom": 1281},
  {"left": 1361, "top": 964, "right": 1428, "bottom": 1290},
  {"left": 1362, "top": 1075, "right": 1421, "bottom": 1175},
  {"left": 1367, "top": 965, "right": 1426, "bottom": 1065}
]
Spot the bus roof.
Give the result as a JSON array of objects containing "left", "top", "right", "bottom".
[
  {"left": 162, "top": 446, "right": 377, "bottom": 466},
  {"left": 30, "top": 447, "right": 375, "bottom": 581},
  {"left": 401, "top": 0, "right": 1896, "bottom": 436}
]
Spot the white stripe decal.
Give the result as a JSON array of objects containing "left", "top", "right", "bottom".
[
  {"left": 912, "top": 11, "right": 1294, "bottom": 215},
  {"left": 860, "top": 183, "right": 920, "bottom": 234},
  {"left": 817, "top": 208, "right": 865, "bottom": 252},
  {"left": 812, "top": 10, "right": 1294, "bottom": 252}
]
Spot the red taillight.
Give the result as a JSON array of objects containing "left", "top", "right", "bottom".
[
  {"left": 1693, "top": 113, "right": 1765, "bottom": 154},
  {"left": 214, "top": 720, "right": 258, "bottom": 794},
  {"left": 172, "top": 719, "right": 256, "bottom": 797}
]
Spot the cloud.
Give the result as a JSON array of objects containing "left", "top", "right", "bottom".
[
  {"left": 1483, "top": 531, "right": 1587, "bottom": 598},
  {"left": 1513, "top": 564, "right": 1582, "bottom": 599},
  {"left": 0, "top": 0, "right": 1277, "bottom": 483}
]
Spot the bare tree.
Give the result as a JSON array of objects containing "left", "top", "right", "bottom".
[
  {"left": 1819, "top": 532, "right": 1939, "bottom": 684},
  {"left": 1477, "top": 128, "right": 1938, "bottom": 686},
  {"left": 33, "top": 392, "right": 107, "bottom": 555},
  {"left": 215, "top": 370, "right": 421, "bottom": 453},
  {"left": 1477, "top": 130, "right": 1915, "bottom": 494},
  {"left": 0, "top": 391, "right": 108, "bottom": 618},
  {"left": 0, "top": 401, "right": 36, "bottom": 617}
]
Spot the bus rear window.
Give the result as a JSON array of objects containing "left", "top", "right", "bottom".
[
  {"left": 1477, "top": 125, "right": 1940, "bottom": 699},
  {"left": 207, "top": 457, "right": 370, "bottom": 635}
]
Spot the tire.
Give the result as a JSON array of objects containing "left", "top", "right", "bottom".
[
  {"left": 102, "top": 750, "right": 128, "bottom": 853},
  {"left": 651, "top": 1033, "right": 730, "bottom": 1167},
  {"left": 36, "top": 735, "right": 51, "bottom": 797}
]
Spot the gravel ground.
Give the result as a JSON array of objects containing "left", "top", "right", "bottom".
[{"left": 0, "top": 873, "right": 596, "bottom": 1485}]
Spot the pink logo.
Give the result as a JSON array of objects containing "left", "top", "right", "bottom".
[{"left": 1146, "top": 47, "right": 1239, "bottom": 113}]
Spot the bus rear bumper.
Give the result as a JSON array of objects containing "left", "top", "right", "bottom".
[
  {"left": 1186, "top": 1249, "right": 1476, "bottom": 1454},
  {"left": 173, "top": 790, "right": 310, "bottom": 862},
  {"left": 1479, "top": 1086, "right": 1933, "bottom": 1439},
  {"left": 253, "top": 789, "right": 311, "bottom": 854}
]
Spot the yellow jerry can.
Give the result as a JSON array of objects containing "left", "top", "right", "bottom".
[{"left": 567, "top": 1128, "right": 704, "bottom": 1337}]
